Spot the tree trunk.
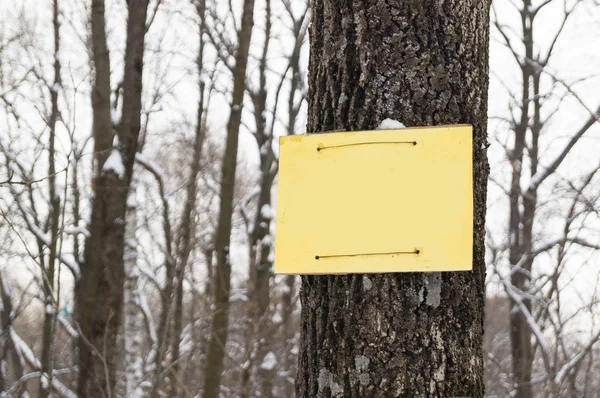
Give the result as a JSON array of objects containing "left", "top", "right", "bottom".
[
  {"left": 508, "top": 3, "right": 534, "bottom": 396},
  {"left": 281, "top": 274, "right": 296, "bottom": 398},
  {"left": 77, "top": 8, "right": 112, "bottom": 391},
  {"left": 171, "top": 2, "right": 207, "bottom": 393},
  {"left": 89, "top": 0, "right": 113, "bottom": 174},
  {"left": 78, "top": 1, "right": 149, "bottom": 396},
  {"left": 40, "top": 0, "right": 61, "bottom": 395},
  {"left": 201, "top": 0, "right": 256, "bottom": 396},
  {"left": 241, "top": 1, "right": 276, "bottom": 394},
  {"left": 0, "top": 271, "right": 25, "bottom": 397},
  {"left": 280, "top": 15, "right": 306, "bottom": 394},
  {"left": 124, "top": 186, "right": 144, "bottom": 398},
  {"left": 297, "top": 1, "right": 490, "bottom": 396}
]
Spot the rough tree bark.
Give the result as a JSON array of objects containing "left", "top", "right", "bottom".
[
  {"left": 297, "top": 0, "right": 490, "bottom": 397},
  {"left": 201, "top": 0, "right": 256, "bottom": 396},
  {"left": 78, "top": 0, "right": 149, "bottom": 396}
]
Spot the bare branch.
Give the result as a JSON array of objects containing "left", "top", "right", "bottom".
[{"left": 0, "top": 167, "right": 67, "bottom": 186}]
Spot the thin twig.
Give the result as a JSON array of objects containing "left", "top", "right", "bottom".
[{"left": 0, "top": 167, "right": 67, "bottom": 186}]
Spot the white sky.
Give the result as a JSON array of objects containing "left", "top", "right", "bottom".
[{"left": 1, "top": 0, "right": 598, "bottom": 333}]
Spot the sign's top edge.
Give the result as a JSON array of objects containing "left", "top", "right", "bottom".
[{"left": 279, "top": 124, "right": 472, "bottom": 143}]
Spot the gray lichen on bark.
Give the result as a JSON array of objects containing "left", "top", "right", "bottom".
[{"left": 422, "top": 273, "right": 442, "bottom": 308}]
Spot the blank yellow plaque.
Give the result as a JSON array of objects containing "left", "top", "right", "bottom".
[{"left": 274, "top": 125, "right": 473, "bottom": 274}]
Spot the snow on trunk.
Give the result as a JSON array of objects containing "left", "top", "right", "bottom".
[
  {"left": 102, "top": 149, "right": 125, "bottom": 179},
  {"left": 123, "top": 185, "right": 144, "bottom": 397},
  {"left": 376, "top": 118, "right": 406, "bottom": 130}
]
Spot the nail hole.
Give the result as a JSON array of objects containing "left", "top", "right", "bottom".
[
  {"left": 412, "top": 141, "right": 417, "bottom": 146},
  {"left": 315, "top": 255, "right": 320, "bottom": 260},
  {"left": 316, "top": 147, "right": 321, "bottom": 152},
  {"left": 415, "top": 249, "right": 421, "bottom": 255}
]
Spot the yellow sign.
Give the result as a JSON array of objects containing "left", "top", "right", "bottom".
[{"left": 274, "top": 125, "right": 473, "bottom": 274}]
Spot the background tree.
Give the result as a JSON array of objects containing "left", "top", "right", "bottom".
[
  {"left": 0, "top": 2, "right": 81, "bottom": 396},
  {"left": 486, "top": 0, "right": 600, "bottom": 396},
  {"left": 201, "top": 0, "right": 256, "bottom": 396},
  {"left": 238, "top": 0, "right": 308, "bottom": 396},
  {"left": 40, "top": 0, "right": 62, "bottom": 396},
  {"left": 78, "top": 0, "right": 150, "bottom": 396}
]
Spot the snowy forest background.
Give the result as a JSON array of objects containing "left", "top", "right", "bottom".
[{"left": 0, "top": 0, "right": 599, "bottom": 397}]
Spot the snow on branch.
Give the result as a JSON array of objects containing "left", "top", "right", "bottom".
[
  {"left": 6, "top": 368, "right": 71, "bottom": 397},
  {"left": 137, "top": 278, "right": 158, "bottom": 346},
  {"left": 10, "top": 329, "right": 39, "bottom": 369},
  {"left": 62, "top": 225, "right": 90, "bottom": 238},
  {"left": 502, "top": 277, "right": 553, "bottom": 374},
  {"left": 10, "top": 329, "right": 77, "bottom": 398},
  {"left": 523, "top": 69, "right": 600, "bottom": 195},
  {"left": 260, "top": 352, "right": 277, "bottom": 371},
  {"left": 511, "top": 236, "right": 600, "bottom": 276},
  {"left": 137, "top": 263, "right": 162, "bottom": 291},
  {"left": 27, "top": 223, "right": 80, "bottom": 279},
  {"left": 554, "top": 329, "right": 600, "bottom": 385},
  {"left": 57, "top": 314, "right": 77, "bottom": 339}
]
